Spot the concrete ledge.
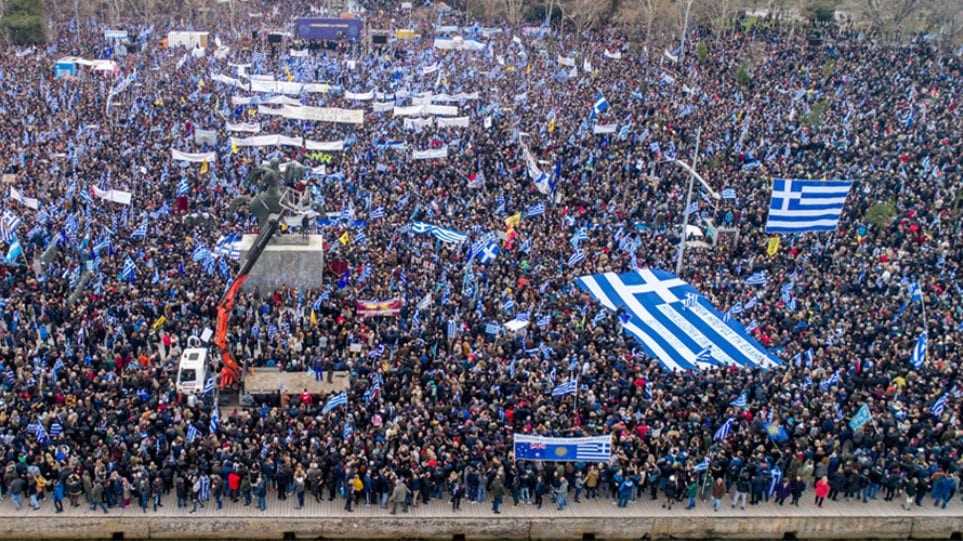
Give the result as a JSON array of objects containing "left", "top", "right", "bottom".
[{"left": 2, "top": 514, "right": 963, "bottom": 540}]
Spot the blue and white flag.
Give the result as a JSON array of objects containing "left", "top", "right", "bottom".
[
  {"left": 592, "top": 95, "right": 609, "bottom": 115},
  {"left": 567, "top": 250, "right": 586, "bottom": 267},
  {"left": 130, "top": 218, "right": 148, "bottom": 239},
  {"left": 730, "top": 391, "right": 748, "bottom": 408},
  {"left": 745, "top": 271, "right": 768, "bottom": 286},
  {"left": 411, "top": 221, "right": 467, "bottom": 244},
  {"left": 910, "top": 332, "right": 927, "bottom": 369},
  {"left": 551, "top": 379, "right": 578, "bottom": 397},
  {"left": 526, "top": 202, "right": 545, "bottom": 218},
  {"left": 322, "top": 391, "right": 348, "bottom": 413},
  {"left": 479, "top": 241, "right": 500, "bottom": 264},
  {"left": 209, "top": 404, "right": 219, "bottom": 433},
  {"left": 485, "top": 322, "right": 501, "bottom": 335},
  {"left": 576, "top": 269, "right": 781, "bottom": 371},
  {"left": 0, "top": 210, "right": 21, "bottom": 243},
  {"left": 186, "top": 423, "right": 199, "bottom": 443},
  {"left": 177, "top": 177, "right": 190, "bottom": 196},
  {"left": 369, "top": 207, "right": 385, "bottom": 220},
  {"left": 513, "top": 433, "right": 611, "bottom": 463},
  {"left": 930, "top": 393, "right": 948, "bottom": 417},
  {"left": 714, "top": 417, "right": 735, "bottom": 441},
  {"left": 694, "top": 457, "right": 710, "bottom": 472},
  {"left": 765, "top": 178, "right": 853, "bottom": 234},
  {"left": 203, "top": 375, "right": 216, "bottom": 395},
  {"left": 120, "top": 256, "right": 137, "bottom": 282}
]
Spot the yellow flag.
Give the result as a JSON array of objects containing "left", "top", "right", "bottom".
[
  {"left": 231, "top": 142, "right": 239, "bottom": 154},
  {"left": 767, "top": 236, "right": 780, "bottom": 257},
  {"left": 199, "top": 161, "right": 209, "bottom": 174},
  {"left": 338, "top": 231, "right": 350, "bottom": 245},
  {"left": 285, "top": 68, "right": 294, "bottom": 82},
  {"left": 151, "top": 315, "right": 167, "bottom": 332},
  {"left": 197, "top": 79, "right": 205, "bottom": 90},
  {"left": 247, "top": 107, "right": 257, "bottom": 117},
  {"left": 547, "top": 117, "right": 556, "bottom": 134},
  {"left": 309, "top": 310, "right": 318, "bottom": 327},
  {"left": 504, "top": 212, "right": 521, "bottom": 230},
  {"left": 525, "top": 63, "right": 532, "bottom": 75}
]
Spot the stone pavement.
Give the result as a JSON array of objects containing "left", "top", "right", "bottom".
[{"left": 0, "top": 492, "right": 961, "bottom": 539}]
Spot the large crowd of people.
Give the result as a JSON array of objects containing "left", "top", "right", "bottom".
[{"left": 0, "top": 0, "right": 961, "bottom": 518}]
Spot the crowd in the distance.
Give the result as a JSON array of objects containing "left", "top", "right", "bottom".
[{"left": 0, "top": 0, "right": 961, "bottom": 517}]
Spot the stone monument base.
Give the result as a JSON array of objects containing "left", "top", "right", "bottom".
[{"left": 237, "top": 234, "right": 324, "bottom": 294}]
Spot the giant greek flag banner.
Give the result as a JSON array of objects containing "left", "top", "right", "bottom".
[
  {"left": 576, "top": 269, "right": 781, "bottom": 371},
  {"left": 513, "top": 434, "right": 612, "bottom": 463},
  {"left": 765, "top": 178, "right": 853, "bottom": 234}
]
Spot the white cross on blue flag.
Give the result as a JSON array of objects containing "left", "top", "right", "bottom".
[
  {"left": 765, "top": 178, "right": 853, "bottom": 234},
  {"left": 576, "top": 268, "right": 781, "bottom": 371}
]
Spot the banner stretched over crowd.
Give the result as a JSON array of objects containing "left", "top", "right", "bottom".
[
  {"left": 393, "top": 104, "right": 459, "bottom": 117},
  {"left": 513, "top": 434, "right": 612, "bottom": 463},
  {"left": 171, "top": 149, "right": 216, "bottom": 163},
  {"left": 576, "top": 269, "right": 782, "bottom": 371},
  {"left": 92, "top": 186, "right": 133, "bottom": 205},
  {"left": 412, "top": 147, "right": 448, "bottom": 160},
  {"left": 270, "top": 104, "right": 365, "bottom": 125},
  {"left": 356, "top": 298, "right": 403, "bottom": 317},
  {"left": 9, "top": 187, "right": 39, "bottom": 210}
]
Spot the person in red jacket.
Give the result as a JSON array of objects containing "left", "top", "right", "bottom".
[
  {"left": 227, "top": 470, "right": 241, "bottom": 503},
  {"left": 814, "top": 476, "right": 830, "bottom": 507}
]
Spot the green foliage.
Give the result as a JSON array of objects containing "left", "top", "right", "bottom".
[
  {"left": 801, "top": 99, "right": 830, "bottom": 127},
  {"left": 736, "top": 63, "right": 752, "bottom": 87},
  {"left": 741, "top": 15, "right": 760, "bottom": 33},
  {"left": 696, "top": 42, "right": 709, "bottom": 63},
  {"left": 805, "top": 0, "right": 839, "bottom": 24},
  {"left": 865, "top": 201, "right": 897, "bottom": 229},
  {"left": 2, "top": 0, "right": 46, "bottom": 45}
]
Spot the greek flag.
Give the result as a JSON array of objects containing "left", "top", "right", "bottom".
[
  {"left": 537, "top": 314, "right": 551, "bottom": 327},
  {"left": 745, "top": 271, "right": 768, "bottom": 286},
  {"left": 177, "top": 177, "right": 190, "bottom": 196},
  {"left": 479, "top": 241, "right": 500, "bottom": 263},
  {"left": 363, "top": 381, "right": 381, "bottom": 403},
  {"left": 186, "top": 423, "right": 199, "bottom": 443},
  {"left": 551, "top": 379, "right": 578, "bottom": 397},
  {"left": 214, "top": 233, "right": 241, "bottom": 260},
  {"left": 33, "top": 422, "right": 49, "bottom": 445},
  {"left": 411, "top": 221, "right": 467, "bottom": 244},
  {"left": 577, "top": 269, "right": 781, "bottom": 371},
  {"left": 130, "top": 218, "right": 148, "bottom": 239},
  {"left": 591, "top": 309, "right": 608, "bottom": 325},
  {"left": 369, "top": 344, "right": 385, "bottom": 358},
  {"left": 120, "top": 256, "right": 136, "bottom": 281},
  {"left": 49, "top": 421, "right": 63, "bottom": 438},
  {"left": 819, "top": 371, "right": 840, "bottom": 391},
  {"left": 354, "top": 231, "right": 368, "bottom": 244},
  {"left": 369, "top": 206, "right": 385, "bottom": 220},
  {"left": 567, "top": 250, "right": 586, "bottom": 267},
  {"left": 209, "top": 404, "right": 219, "bottom": 433},
  {"left": 0, "top": 210, "right": 21, "bottom": 243},
  {"left": 910, "top": 332, "right": 927, "bottom": 369},
  {"left": 526, "top": 202, "right": 545, "bottom": 218},
  {"left": 714, "top": 417, "right": 735, "bottom": 441},
  {"left": 322, "top": 391, "right": 347, "bottom": 414},
  {"left": 501, "top": 298, "right": 514, "bottom": 313},
  {"left": 730, "top": 392, "right": 748, "bottom": 408},
  {"left": 513, "top": 433, "right": 611, "bottom": 463},
  {"left": 203, "top": 375, "right": 216, "bottom": 395},
  {"left": 592, "top": 95, "right": 609, "bottom": 115},
  {"left": 694, "top": 457, "right": 710, "bottom": 472},
  {"left": 930, "top": 393, "right": 948, "bottom": 417},
  {"left": 485, "top": 322, "right": 500, "bottom": 335},
  {"left": 765, "top": 178, "right": 853, "bottom": 234},
  {"left": 570, "top": 227, "right": 589, "bottom": 246}
]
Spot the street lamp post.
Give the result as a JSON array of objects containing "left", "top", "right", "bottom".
[
  {"left": 680, "top": 0, "right": 695, "bottom": 61},
  {"left": 671, "top": 128, "right": 717, "bottom": 276}
]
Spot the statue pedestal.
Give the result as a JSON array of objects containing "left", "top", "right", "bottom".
[{"left": 237, "top": 234, "right": 324, "bottom": 294}]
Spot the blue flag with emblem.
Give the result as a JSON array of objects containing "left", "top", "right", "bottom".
[
  {"left": 576, "top": 269, "right": 780, "bottom": 371},
  {"left": 513, "top": 433, "right": 611, "bottom": 463}
]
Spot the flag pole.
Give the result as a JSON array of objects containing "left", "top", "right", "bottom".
[{"left": 675, "top": 127, "right": 701, "bottom": 275}]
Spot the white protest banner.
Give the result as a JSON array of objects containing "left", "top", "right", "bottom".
[
  {"left": 194, "top": 129, "right": 217, "bottom": 146},
  {"left": 289, "top": 49, "right": 308, "bottom": 57},
  {"left": 278, "top": 104, "right": 364, "bottom": 125},
  {"left": 583, "top": 58, "right": 592, "bottom": 73},
  {"left": 211, "top": 73, "right": 247, "bottom": 90},
  {"left": 9, "top": 187, "right": 39, "bottom": 210},
  {"left": 226, "top": 122, "right": 261, "bottom": 133},
  {"left": 232, "top": 95, "right": 301, "bottom": 106},
  {"left": 258, "top": 104, "right": 284, "bottom": 116},
  {"left": 424, "top": 104, "right": 459, "bottom": 116},
  {"left": 404, "top": 117, "right": 435, "bottom": 131},
  {"left": 558, "top": 55, "right": 575, "bottom": 67},
  {"left": 603, "top": 49, "right": 622, "bottom": 60},
  {"left": 437, "top": 116, "right": 470, "bottom": 128},
  {"left": 412, "top": 147, "right": 449, "bottom": 160},
  {"left": 304, "top": 140, "right": 345, "bottom": 152},
  {"left": 421, "top": 63, "right": 440, "bottom": 76},
  {"left": 372, "top": 101, "right": 394, "bottom": 113},
  {"left": 393, "top": 105, "right": 423, "bottom": 117},
  {"left": 484, "top": 116, "right": 492, "bottom": 129},
  {"left": 230, "top": 134, "right": 303, "bottom": 148},
  {"left": 432, "top": 92, "right": 480, "bottom": 102},
  {"left": 344, "top": 90, "right": 375, "bottom": 101},
  {"left": 433, "top": 38, "right": 485, "bottom": 51},
  {"left": 92, "top": 186, "right": 133, "bottom": 205},
  {"left": 171, "top": 149, "right": 216, "bottom": 163},
  {"left": 213, "top": 47, "right": 230, "bottom": 60},
  {"left": 593, "top": 124, "right": 618, "bottom": 135},
  {"left": 411, "top": 95, "right": 434, "bottom": 106}
]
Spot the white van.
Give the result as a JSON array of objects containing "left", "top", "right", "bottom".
[{"left": 176, "top": 337, "right": 209, "bottom": 395}]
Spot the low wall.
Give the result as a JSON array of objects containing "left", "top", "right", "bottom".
[{"left": 2, "top": 514, "right": 962, "bottom": 540}]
